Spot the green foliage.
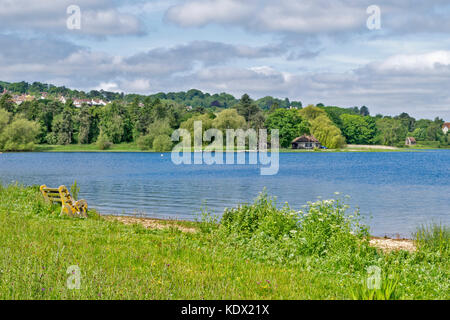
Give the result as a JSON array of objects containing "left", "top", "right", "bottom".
[
  {"left": 0, "top": 93, "right": 15, "bottom": 113},
  {"left": 0, "top": 80, "right": 447, "bottom": 150},
  {"left": 0, "top": 109, "right": 10, "bottom": 133},
  {"left": 212, "top": 109, "right": 246, "bottom": 130},
  {"left": 351, "top": 273, "right": 400, "bottom": 300},
  {"left": 0, "top": 115, "right": 39, "bottom": 151},
  {"left": 299, "top": 105, "right": 346, "bottom": 149},
  {"left": 152, "top": 135, "right": 173, "bottom": 152},
  {"left": 218, "top": 192, "right": 370, "bottom": 264},
  {"left": 415, "top": 223, "right": 449, "bottom": 256},
  {"left": 70, "top": 181, "right": 80, "bottom": 201},
  {"left": 99, "top": 103, "right": 127, "bottom": 144},
  {"left": 299, "top": 105, "right": 328, "bottom": 121},
  {"left": 265, "top": 108, "right": 310, "bottom": 147},
  {"left": 235, "top": 94, "right": 262, "bottom": 124},
  {"left": 180, "top": 114, "right": 214, "bottom": 146},
  {"left": 375, "top": 118, "right": 408, "bottom": 146},
  {"left": 340, "top": 114, "right": 377, "bottom": 144},
  {"left": 0, "top": 185, "right": 448, "bottom": 299},
  {"left": 309, "top": 115, "right": 346, "bottom": 149},
  {"left": 256, "top": 96, "right": 301, "bottom": 110},
  {"left": 51, "top": 112, "right": 73, "bottom": 145},
  {"left": 136, "top": 134, "right": 153, "bottom": 151},
  {"left": 96, "top": 130, "right": 113, "bottom": 150}
]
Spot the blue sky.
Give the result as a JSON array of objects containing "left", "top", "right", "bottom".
[{"left": 1, "top": 0, "right": 450, "bottom": 120}]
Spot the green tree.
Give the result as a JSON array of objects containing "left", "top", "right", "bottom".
[
  {"left": 340, "top": 114, "right": 377, "bottom": 145},
  {"left": 265, "top": 109, "right": 310, "bottom": 148},
  {"left": 309, "top": 115, "right": 346, "bottom": 149},
  {"left": 300, "top": 105, "right": 346, "bottom": 148},
  {"left": 180, "top": 114, "right": 214, "bottom": 146},
  {"left": 77, "top": 106, "right": 94, "bottom": 144},
  {"left": 137, "top": 119, "right": 172, "bottom": 151},
  {"left": 52, "top": 111, "right": 74, "bottom": 145},
  {"left": 212, "top": 109, "right": 246, "bottom": 131},
  {"left": 0, "top": 109, "right": 10, "bottom": 133},
  {"left": 99, "top": 103, "right": 127, "bottom": 144},
  {"left": 0, "top": 116, "right": 39, "bottom": 151},
  {"left": 96, "top": 129, "right": 113, "bottom": 150},
  {"left": 235, "top": 94, "right": 261, "bottom": 122},
  {"left": 152, "top": 135, "right": 173, "bottom": 152},
  {"left": 375, "top": 118, "right": 408, "bottom": 146},
  {"left": 0, "top": 94, "right": 15, "bottom": 113}
]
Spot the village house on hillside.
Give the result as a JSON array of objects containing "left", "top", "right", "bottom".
[
  {"left": 12, "top": 94, "right": 35, "bottom": 105},
  {"left": 405, "top": 137, "right": 417, "bottom": 146},
  {"left": 292, "top": 135, "right": 322, "bottom": 149},
  {"left": 58, "top": 96, "right": 108, "bottom": 107},
  {"left": 443, "top": 123, "right": 450, "bottom": 134}
]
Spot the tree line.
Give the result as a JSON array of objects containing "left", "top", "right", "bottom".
[{"left": 0, "top": 83, "right": 448, "bottom": 152}]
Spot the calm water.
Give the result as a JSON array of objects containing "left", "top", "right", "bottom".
[{"left": 1, "top": 151, "right": 449, "bottom": 237}]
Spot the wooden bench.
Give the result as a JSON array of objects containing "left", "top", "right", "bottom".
[{"left": 40, "top": 185, "right": 88, "bottom": 218}]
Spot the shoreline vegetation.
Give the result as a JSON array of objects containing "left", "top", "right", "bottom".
[
  {"left": 0, "top": 184, "right": 448, "bottom": 299},
  {"left": 7, "top": 142, "right": 449, "bottom": 153},
  {"left": 1, "top": 82, "right": 449, "bottom": 153}
]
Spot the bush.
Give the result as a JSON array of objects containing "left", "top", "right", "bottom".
[
  {"left": 0, "top": 116, "right": 39, "bottom": 151},
  {"left": 216, "top": 192, "right": 371, "bottom": 264},
  {"left": 96, "top": 131, "right": 113, "bottom": 150},
  {"left": 152, "top": 134, "right": 173, "bottom": 152},
  {"left": 137, "top": 134, "right": 153, "bottom": 151},
  {"left": 45, "top": 132, "right": 58, "bottom": 145}
]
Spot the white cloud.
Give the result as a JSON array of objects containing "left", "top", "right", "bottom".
[
  {"left": 0, "top": 31, "right": 449, "bottom": 120},
  {"left": 166, "top": 0, "right": 450, "bottom": 37},
  {"left": 0, "top": 0, "right": 145, "bottom": 36},
  {"left": 374, "top": 51, "right": 450, "bottom": 72}
]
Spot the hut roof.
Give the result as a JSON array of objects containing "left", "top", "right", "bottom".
[{"left": 292, "top": 135, "right": 320, "bottom": 143}]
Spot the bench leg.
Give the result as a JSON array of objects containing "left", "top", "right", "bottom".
[{"left": 74, "top": 200, "right": 88, "bottom": 218}]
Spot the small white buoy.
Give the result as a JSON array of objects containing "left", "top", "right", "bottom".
[{"left": 161, "top": 154, "right": 164, "bottom": 157}]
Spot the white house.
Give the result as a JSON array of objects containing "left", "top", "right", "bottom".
[{"left": 443, "top": 123, "right": 450, "bottom": 134}]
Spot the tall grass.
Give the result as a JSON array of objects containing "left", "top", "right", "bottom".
[
  {"left": 0, "top": 184, "right": 448, "bottom": 300},
  {"left": 415, "top": 223, "right": 449, "bottom": 256}
]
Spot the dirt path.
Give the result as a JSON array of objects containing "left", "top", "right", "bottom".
[{"left": 104, "top": 215, "right": 197, "bottom": 233}]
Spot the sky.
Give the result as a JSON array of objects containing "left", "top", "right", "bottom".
[{"left": 1, "top": 0, "right": 450, "bottom": 120}]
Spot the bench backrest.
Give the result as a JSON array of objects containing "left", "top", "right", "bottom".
[
  {"left": 40, "top": 185, "right": 63, "bottom": 203},
  {"left": 40, "top": 185, "right": 74, "bottom": 205}
]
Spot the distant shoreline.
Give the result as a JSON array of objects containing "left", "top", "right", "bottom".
[{"left": 6, "top": 143, "right": 447, "bottom": 153}]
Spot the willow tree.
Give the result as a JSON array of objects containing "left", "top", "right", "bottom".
[{"left": 299, "top": 105, "right": 346, "bottom": 149}]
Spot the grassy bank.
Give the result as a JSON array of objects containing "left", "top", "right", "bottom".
[
  {"left": 26, "top": 143, "right": 447, "bottom": 153},
  {"left": 0, "top": 185, "right": 448, "bottom": 299}
]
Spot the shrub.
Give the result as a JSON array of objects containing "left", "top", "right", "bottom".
[
  {"left": 152, "top": 134, "right": 173, "bottom": 152},
  {"left": 96, "top": 130, "right": 113, "bottom": 150},
  {"left": 216, "top": 192, "right": 371, "bottom": 264},
  {"left": 0, "top": 116, "right": 39, "bottom": 151},
  {"left": 137, "top": 134, "right": 153, "bottom": 151}
]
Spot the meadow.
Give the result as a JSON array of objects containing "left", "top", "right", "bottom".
[{"left": 0, "top": 184, "right": 448, "bottom": 300}]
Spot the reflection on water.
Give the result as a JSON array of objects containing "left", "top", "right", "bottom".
[{"left": 0, "top": 151, "right": 449, "bottom": 237}]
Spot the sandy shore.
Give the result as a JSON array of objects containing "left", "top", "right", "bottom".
[
  {"left": 346, "top": 144, "right": 400, "bottom": 150},
  {"left": 105, "top": 215, "right": 417, "bottom": 253}
]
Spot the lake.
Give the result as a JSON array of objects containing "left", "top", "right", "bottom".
[{"left": 1, "top": 151, "right": 449, "bottom": 237}]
